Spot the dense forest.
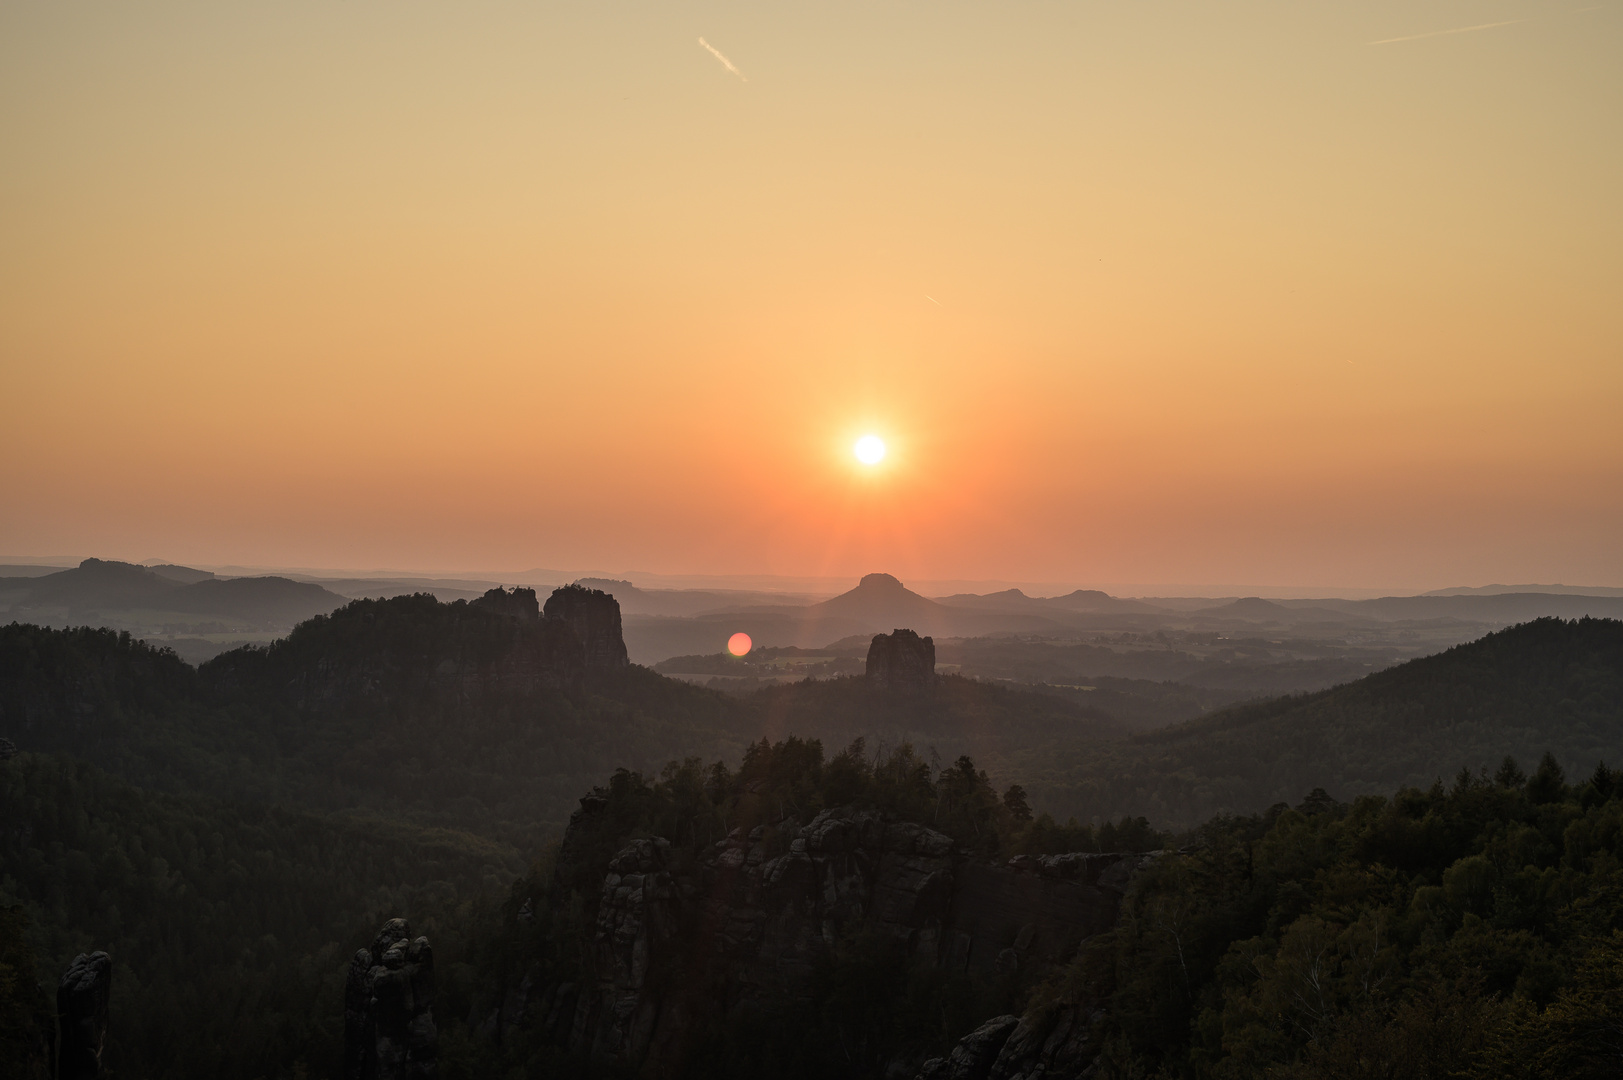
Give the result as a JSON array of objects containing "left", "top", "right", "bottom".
[
  {"left": 1079, "top": 753, "right": 1623, "bottom": 1078},
  {"left": 0, "top": 607, "right": 753, "bottom": 847},
  {"left": 444, "top": 735, "right": 1163, "bottom": 1079},
  {"left": 0, "top": 753, "right": 517, "bottom": 1077},
  {"left": 0, "top": 605, "right": 1620, "bottom": 1077},
  {"left": 440, "top": 740, "right": 1623, "bottom": 1079}
]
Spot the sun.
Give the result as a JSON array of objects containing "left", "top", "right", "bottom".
[{"left": 853, "top": 434, "right": 887, "bottom": 465}]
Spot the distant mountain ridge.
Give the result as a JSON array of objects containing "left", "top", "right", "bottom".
[
  {"left": 0, "top": 558, "right": 343, "bottom": 628},
  {"left": 1424, "top": 582, "right": 1623, "bottom": 597}
]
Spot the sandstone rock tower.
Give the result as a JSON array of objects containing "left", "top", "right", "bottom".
[
  {"left": 57, "top": 951, "right": 111, "bottom": 1080},
  {"left": 345, "top": 919, "right": 437, "bottom": 1080},
  {"left": 544, "top": 585, "right": 630, "bottom": 669},
  {"left": 866, "top": 628, "right": 936, "bottom": 688}
]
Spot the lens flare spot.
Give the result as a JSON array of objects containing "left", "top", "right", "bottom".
[
  {"left": 727, "top": 632, "right": 753, "bottom": 656},
  {"left": 854, "top": 435, "right": 886, "bottom": 465}
]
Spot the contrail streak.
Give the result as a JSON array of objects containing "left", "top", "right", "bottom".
[
  {"left": 699, "top": 37, "right": 747, "bottom": 81},
  {"left": 1369, "top": 19, "right": 1527, "bottom": 44}
]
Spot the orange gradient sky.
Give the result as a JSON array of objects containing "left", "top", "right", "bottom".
[{"left": 2, "top": 1, "right": 1620, "bottom": 590}]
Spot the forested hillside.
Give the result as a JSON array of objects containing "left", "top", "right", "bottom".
[
  {"left": 442, "top": 743, "right": 1623, "bottom": 1079},
  {"left": 0, "top": 605, "right": 754, "bottom": 847},
  {"left": 5, "top": 612, "right": 1619, "bottom": 841},
  {"left": 1019, "top": 618, "right": 1623, "bottom": 826},
  {"left": 0, "top": 598, "right": 1127, "bottom": 844},
  {"left": 0, "top": 753, "right": 519, "bottom": 1078},
  {"left": 1063, "top": 755, "right": 1623, "bottom": 1079}
]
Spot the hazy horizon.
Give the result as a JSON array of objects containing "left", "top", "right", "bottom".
[{"left": 5, "top": 550, "right": 1623, "bottom": 601}]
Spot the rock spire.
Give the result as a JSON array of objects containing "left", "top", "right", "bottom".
[{"left": 866, "top": 628, "right": 937, "bottom": 688}]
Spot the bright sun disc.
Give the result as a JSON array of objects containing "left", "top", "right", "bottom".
[
  {"left": 727, "top": 632, "right": 752, "bottom": 656},
  {"left": 853, "top": 435, "right": 886, "bottom": 465}
]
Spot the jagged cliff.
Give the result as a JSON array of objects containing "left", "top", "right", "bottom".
[
  {"left": 488, "top": 792, "right": 1150, "bottom": 1077},
  {"left": 202, "top": 585, "right": 630, "bottom": 707},
  {"left": 544, "top": 585, "right": 631, "bottom": 670}
]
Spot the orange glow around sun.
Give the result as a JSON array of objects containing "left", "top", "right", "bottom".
[
  {"left": 0, "top": 3, "right": 1618, "bottom": 589},
  {"left": 727, "top": 632, "right": 753, "bottom": 656}
]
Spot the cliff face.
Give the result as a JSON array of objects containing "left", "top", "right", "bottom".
[
  {"left": 202, "top": 586, "right": 632, "bottom": 709},
  {"left": 544, "top": 585, "right": 631, "bottom": 670},
  {"left": 867, "top": 628, "right": 938, "bottom": 689},
  {"left": 502, "top": 799, "right": 1144, "bottom": 1077}
]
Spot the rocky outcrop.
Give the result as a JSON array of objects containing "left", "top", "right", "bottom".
[
  {"left": 514, "top": 804, "right": 1137, "bottom": 1076},
  {"left": 544, "top": 585, "right": 630, "bottom": 670},
  {"left": 345, "top": 919, "right": 437, "bottom": 1080},
  {"left": 868, "top": 628, "right": 937, "bottom": 688},
  {"left": 469, "top": 586, "right": 540, "bottom": 620},
  {"left": 914, "top": 855, "right": 1165, "bottom": 1080},
  {"left": 206, "top": 586, "right": 636, "bottom": 710},
  {"left": 919, "top": 1000, "right": 1109, "bottom": 1080},
  {"left": 916, "top": 1014, "right": 1021, "bottom": 1080},
  {"left": 57, "top": 951, "right": 111, "bottom": 1080}
]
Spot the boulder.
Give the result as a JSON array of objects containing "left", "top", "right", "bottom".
[
  {"left": 57, "top": 951, "right": 111, "bottom": 1080},
  {"left": 867, "top": 629, "right": 937, "bottom": 688}
]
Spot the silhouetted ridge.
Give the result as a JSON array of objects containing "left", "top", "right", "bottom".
[
  {"left": 0, "top": 558, "right": 343, "bottom": 626},
  {"left": 469, "top": 585, "right": 539, "bottom": 619},
  {"left": 1027, "top": 617, "right": 1623, "bottom": 826},
  {"left": 205, "top": 585, "right": 632, "bottom": 705},
  {"left": 859, "top": 571, "right": 907, "bottom": 591},
  {"left": 1171, "top": 615, "right": 1623, "bottom": 740}
]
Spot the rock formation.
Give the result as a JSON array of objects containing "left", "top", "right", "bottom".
[
  {"left": 544, "top": 585, "right": 630, "bottom": 670},
  {"left": 917, "top": 1000, "right": 1109, "bottom": 1080},
  {"left": 469, "top": 586, "right": 540, "bottom": 620},
  {"left": 867, "top": 628, "right": 937, "bottom": 688},
  {"left": 345, "top": 919, "right": 437, "bottom": 1080},
  {"left": 57, "top": 951, "right": 111, "bottom": 1080},
  {"left": 205, "top": 584, "right": 638, "bottom": 710},
  {"left": 915, "top": 1014, "right": 1020, "bottom": 1080},
  {"left": 501, "top": 799, "right": 1142, "bottom": 1076}
]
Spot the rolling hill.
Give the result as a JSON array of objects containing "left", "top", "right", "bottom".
[
  {"left": 0, "top": 558, "right": 345, "bottom": 629},
  {"left": 1018, "top": 616, "right": 1623, "bottom": 826}
]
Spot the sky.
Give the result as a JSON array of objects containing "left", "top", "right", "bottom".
[{"left": 2, "top": 1, "right": 1619, "bottom": 592}]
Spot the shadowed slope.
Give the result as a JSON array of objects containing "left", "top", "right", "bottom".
[{"left": 1021, "top": 617, "right": 1623, "bottom": 825}]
